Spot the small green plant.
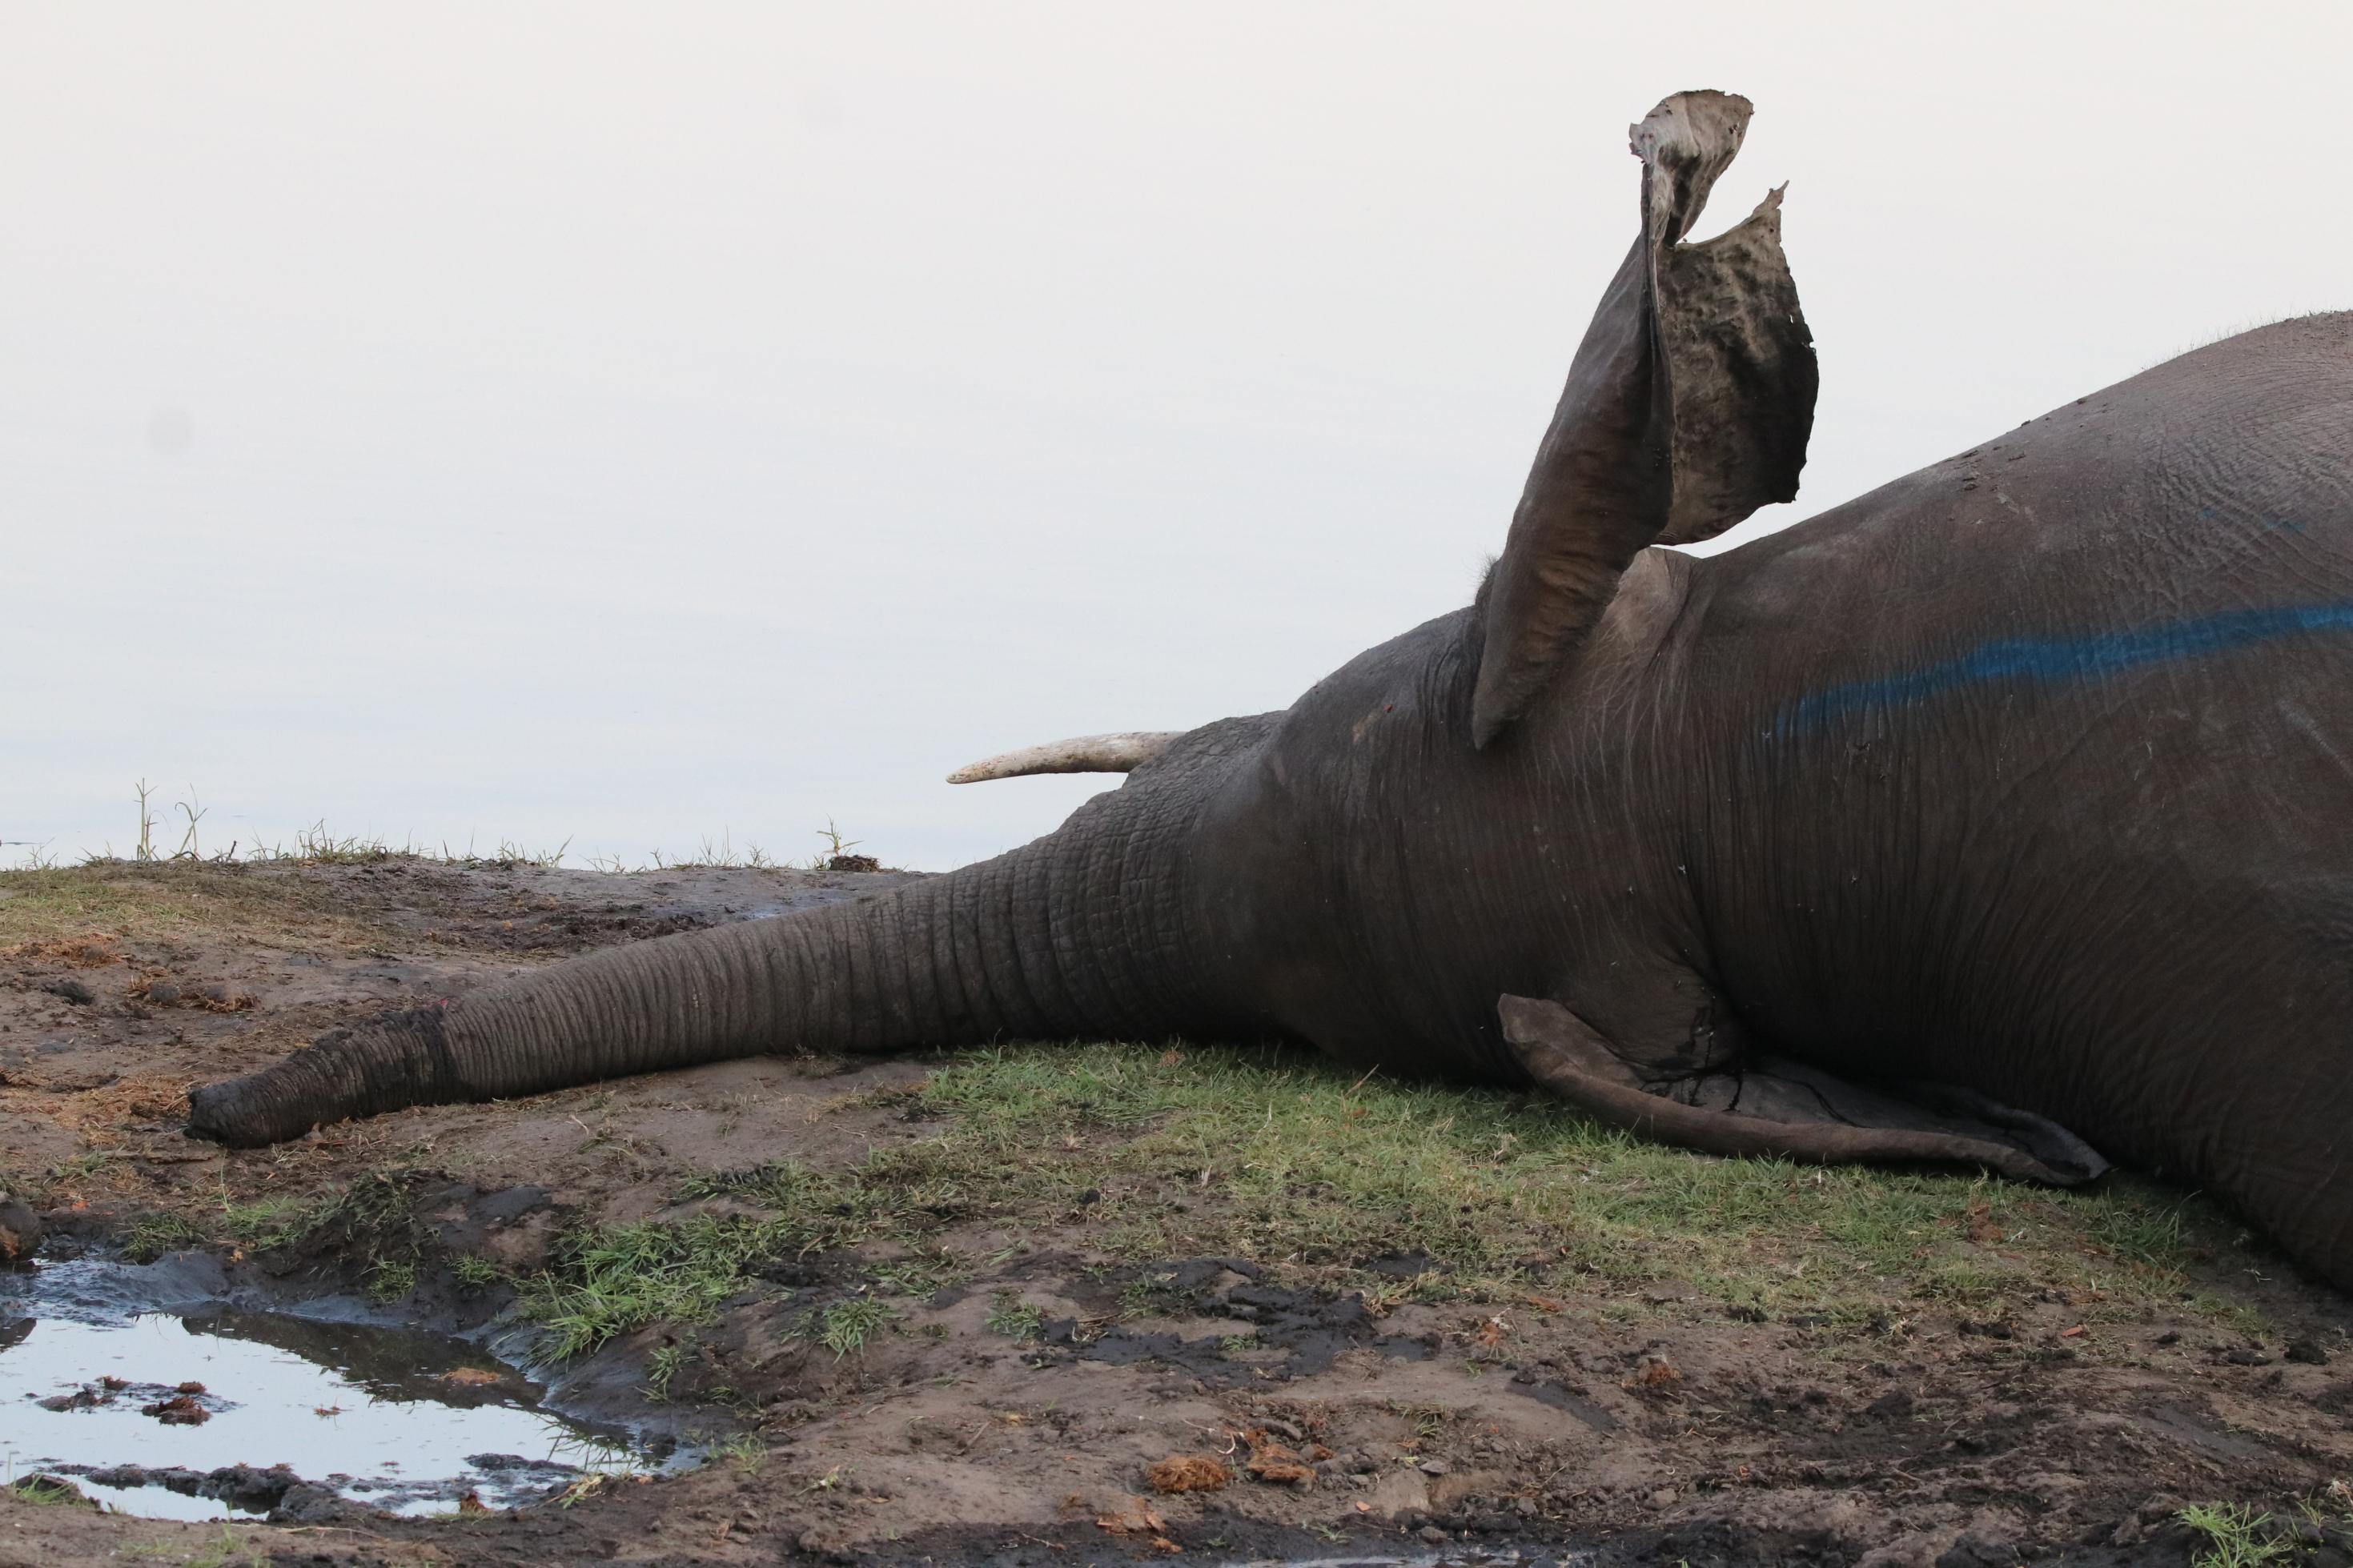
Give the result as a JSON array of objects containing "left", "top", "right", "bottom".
[
  {"left": 178, "top": 1525, "right": 267, "bottom": 1568},
  {"left": 984, "top": 1292, "right": 1046, "bottom": 1340},
  {"left": 453, "top": 1253, "right": 505, "bottom": 1290},
  {"left": 251, "top": 1172, "right": 435, "bottom": 1302},
  {"left": 487, "top": 837, "right": 571, "bottom": 868},
  {"left": 645, "top": 830, "right": 773, "bottom": 871},
  {"left": 8, "top": 1474, "right": 86, "bottom": 1506},
  {"left": 1119, "top": 1270, "right": 1180, "bottom": 1316},
  {"left": 368, "top": 1258, "right": 419, "bottom": 1301},
  {"left": 644, "top": 1341, "right": 689, "bottom": 1398},
  {"left": 171, "top": 788, "right": 208, "bottom": 860},
  {"left": 132, "top": 780, "right": 159, "bottom": 862},
  {"left": 817, "top": 1297, "right": 896, "bottom": 1359},
  {"left": 221, "top": 1193, "right": 314, "bottom": 1250},
  {"left": 121, "top": 1212, "right": 207, "bottom": 1262},
  {"left": 1388, "top": 1400, "right": 1452, "bottom": 1446},
  {"left": 2178, "top": 1503, "right": 2297, "bottom": 1568},
  {"left": 869, "top": 1249, "right": 966, "bottom": 1298},
  {"left": 711, "top": 1431, "right": 766, "bottom": 1472},
  {"left": 522, "top": 1213, "right": 790, "bottom": 1357},
  {"left": 810, "top": 817, "right": 878, "bottom": 871},
  {"left": 51, "top": 1150, "right": 122, "bottom": 1183},
  {"left": 243, "top": 821, "right": 400, "bottom": 864}
]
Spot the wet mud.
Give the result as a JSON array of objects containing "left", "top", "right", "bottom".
[{"left": 1017, "top": 1257, "right": 1442, "bottom": 1386}]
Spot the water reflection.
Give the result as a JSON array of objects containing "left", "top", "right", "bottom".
[{"left": 0, "top": 1256, "right": 663, "bottom": 1521}]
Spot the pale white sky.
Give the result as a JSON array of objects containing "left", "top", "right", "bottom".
[{"left": 6, "top": 2, "right": 2347, "bottom": 869}]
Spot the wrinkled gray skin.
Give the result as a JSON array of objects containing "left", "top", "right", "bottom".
[{"left": 193, "top": 92, "right": 2353, "bottom": 1291}]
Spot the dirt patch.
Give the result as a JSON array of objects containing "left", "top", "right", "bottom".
[{"left": 2, "top": 858, "right": 2350, "bottom": 1566}]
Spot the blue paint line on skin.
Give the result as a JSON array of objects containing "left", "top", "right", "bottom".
[{"left": 1776, "top": 603, "right": 2353, "bottom": 738}]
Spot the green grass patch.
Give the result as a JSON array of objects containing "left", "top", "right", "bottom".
[
  {"left": 219, "top": 1193, "right": 315, "bottom": 1251},
  {"left": 984, "top": 1292, "right": 1046, "bottom": 1340},
  {"left": 709, "top": 1431, "right": 767, "bottom": 1472},
  {"left": 642, "top": 1341, "right": 692, "bottom": 1398},
  {"left": 120, "top": 1212, "right": 209, "bottom": 1263},
  {"left": 888, "top": 1044, "right": 2231, "bottom": 1308},
  {"left": 207, "top": 1171, "right": 433, "bottom": 1301},
  {"left": 513, "top": 1041, "right": 2250, "bottom": 1356},
  {"left": 816, "top": 1297, "right": 896, "bottom": 1358},
  {"left": 307, "top": 1173, "right": 431, "bottom": 1301},
  {"left": 524, "top": 1216, "right": 780, "bottom": 1357},
  {"left": 453, "top": 1253, "right": 506, "bottom": 1291},
  {"left": 0, "top": 860, "right": 389, "bottom": 949},
  {"left": 2178, "top": 1502, "right": 2300, "bottom": 1567},
  {"left": 99, "top": 1184, "right": 353, "bottom": 1271}
]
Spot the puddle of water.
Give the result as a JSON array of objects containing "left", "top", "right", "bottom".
[{"left": 2, "top": 1253, "right": 668, "bottom": 1520}]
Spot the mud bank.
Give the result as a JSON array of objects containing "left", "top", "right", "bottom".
[{"left": 2, "top": 856, "right": 2351, "bottom": 1566}]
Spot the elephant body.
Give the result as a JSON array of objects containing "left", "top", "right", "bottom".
[
  {"left": 1193, "top": 311, "right": 2353, "bottom": 1281},
  {"left": 191, "top": 97, "right": 2353, "bottom": 1290}
]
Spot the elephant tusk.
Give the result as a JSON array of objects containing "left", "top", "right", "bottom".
[{"left": 946, "top": 732, "right": 1181, "bottom": 784}]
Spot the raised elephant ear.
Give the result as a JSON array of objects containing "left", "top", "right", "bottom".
[{"left": 1470, "top": 90, "right": 1816, "bottom": 747}]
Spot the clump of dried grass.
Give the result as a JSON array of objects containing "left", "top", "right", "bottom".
[
  {"left": 1143, "top": 1454, "right": 1232, "bottom": 1494},
  {"left": 0, "top": 932, "right": 122, "bottom": 968}
]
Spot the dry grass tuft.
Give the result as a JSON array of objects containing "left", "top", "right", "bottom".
[
  {"left": 126, "top": 976, "right": 253, "bottom": 1013},
  {"left": 1143, "top": 1454, "right": 1232, "bottom": 1494},
  {"left": 39, "top": 1077, "right": 194, "bottom": 1145},
  {"left": 0, "top": 933, "right": 123, "bottom": 968}
]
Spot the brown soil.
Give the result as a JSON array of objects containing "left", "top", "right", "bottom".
[{"left": 2, "top": 859, "right": 2351, "bottom": 1567}]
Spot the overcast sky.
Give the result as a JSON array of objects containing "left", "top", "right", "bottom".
[{"left": 6, "top": 3, "right": 2348, "bottom": 870}]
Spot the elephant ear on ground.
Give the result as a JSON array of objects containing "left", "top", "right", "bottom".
[
  {"left": 1497, "top": 997, "right": 2107, "bottom": 1186},
  {"left": 1471, "top": 90, "right": 1817, "bottom": 747}
]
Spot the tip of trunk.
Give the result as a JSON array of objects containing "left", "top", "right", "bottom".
[
  {"left": 187, "top": 1005, "right": 466, "bottom": 1148},
  {"left": 186, "top": 1076, "right": 304, "bottom": 1148}
]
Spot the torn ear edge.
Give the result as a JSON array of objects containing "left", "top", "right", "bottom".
[
  {"left": 1497, "top": 995, "right": 2102, "bottom": 1188},
  {"left": 1470, "top": 90, "right": 1817, "bottom": 747}
]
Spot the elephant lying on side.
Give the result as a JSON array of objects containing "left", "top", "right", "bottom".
[{"left": 193, "top": 91, "right": 2353, "bottom": 1291}]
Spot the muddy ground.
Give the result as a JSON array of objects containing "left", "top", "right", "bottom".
[{"left": 2, "top": 857, "right": 2351, "bottom": 1567}]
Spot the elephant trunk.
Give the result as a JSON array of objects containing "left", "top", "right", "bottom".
[{"left": 187, "top": 828, "right": 1195, "bottom": 1147}]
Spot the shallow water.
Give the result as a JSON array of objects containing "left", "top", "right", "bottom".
[{"left": 1, "top": 1253, "right": 665, "bottom": 1520}]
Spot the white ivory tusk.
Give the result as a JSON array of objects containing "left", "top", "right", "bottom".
[{"left": 946, "top": 732, "right": 1182, "bottom": 784}]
